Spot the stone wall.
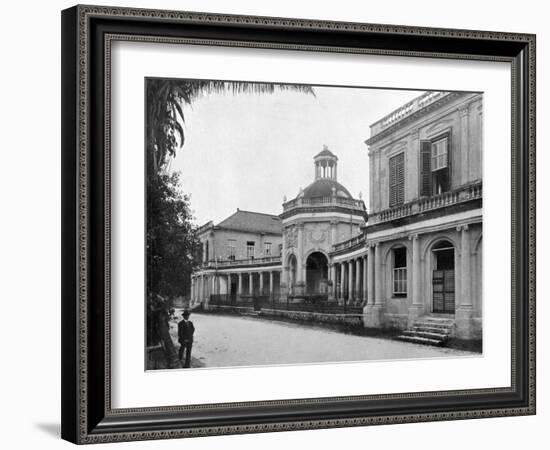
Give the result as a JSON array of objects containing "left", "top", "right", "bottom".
[{"left": 204, "top": 304, "right": 363, "bottom": 327}]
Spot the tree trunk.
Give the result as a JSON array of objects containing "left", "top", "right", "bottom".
[{"left": 158, "top": 312, "right": 181, "bottom": 369}]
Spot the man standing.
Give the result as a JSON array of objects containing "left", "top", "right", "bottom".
[{"left": 177, "top": 310, "right": 195, "bottom": 368}]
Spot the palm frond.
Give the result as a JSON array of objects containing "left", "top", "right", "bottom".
[{"left": 146, "top": 78, "right": 315, "bottom": 177}]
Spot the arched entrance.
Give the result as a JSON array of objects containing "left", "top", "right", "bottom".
[
  {"left": 288, "top": 254, "right": 297, "bottom": 295},
  {"left": 306, "top": 252, "right": 329, "bottom": 295},
  {"left": 432, "top": 240, "right": 455, "bottom": 313}
]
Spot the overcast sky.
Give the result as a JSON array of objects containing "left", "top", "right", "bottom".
[{"left": 168, "top": 84, "right": 424, "bottom": 226}]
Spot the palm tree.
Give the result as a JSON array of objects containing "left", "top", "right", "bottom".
[
  {"left": 146, "top": 79, "right": 315, "bottom": 177},
  {"left": 146, "top": 79, "right": 315, "bottom": 368}
]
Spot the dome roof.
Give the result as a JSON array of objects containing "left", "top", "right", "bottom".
[
  {"left": 314, "top": 147, "right": 337, "bottom": 159},
  {"left": 300, "top": 178, "right": 352, "bottom": 199}
]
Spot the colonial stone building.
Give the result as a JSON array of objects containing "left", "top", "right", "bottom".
[
  {"left": 362, "top": 91, "right": 482, "bottom": 340},
  {"left": 191, "top": 210, "right": 284, "bottom": 306},
  {"left": 190, "top": 90, "right": 482, "bottom": 341},
  {"left": 279, "top": 148, "right": 367, "bottom": 302}
]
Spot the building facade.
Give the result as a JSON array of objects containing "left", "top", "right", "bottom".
[
  {"left": 191, "top": 210, "right": 284, "bottom": 307},
  {"left": 191, "top": 91, "right": 482, "bottom": 340},
  {"left": 279, "top": 148, "right": 367, "bottom": 302},
  {"left": 363, "top": 91, "right": 482, "bottom": 339}
]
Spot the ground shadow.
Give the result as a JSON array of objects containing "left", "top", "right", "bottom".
[{"left": 35, "top": 422, "right": 60, "bottom": 438}]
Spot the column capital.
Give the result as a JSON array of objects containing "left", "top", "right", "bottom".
[
  {"left": 459, "top": 103, "right": 471, "bottom": 118},
  {"left": 410, "top": 127, "right": 420, "bottom": 139},
  {"left": 408, "top": 233, "right": 419, "bottom": 241},
  {"left": 457, "top": 224, "right": 470, "bottom": 232}
]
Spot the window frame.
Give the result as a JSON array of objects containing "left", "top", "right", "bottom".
[
  {"left": 419, "top": 130, "right": 452, "bottom": 197},
  {"left": 246, "top": 241, "right": 255, "bottom": 259},
  {"left": 392, "top": 247, "right": 408, "bottom": 297},
  {"left": 431, "top": 136, "right": 449, "bottom": 171},
  {"left": 227, "top": 239, "right": 236, "bottom": 260}
]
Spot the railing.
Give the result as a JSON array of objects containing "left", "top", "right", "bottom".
[
  {"left": 283, "top": 195, "right": 365, "bottom": 213},
  {"left": 369, "top": 181, "right": 482, "bottom": 225},
  {"left": 333, "top": 234, "right": 366, "bottom": 252},
  {"left": 203, "top": 255, "right": 282, "bottom": 268},
  {"left": 370, "top": 91, "right": 449, "bottom": 135}
]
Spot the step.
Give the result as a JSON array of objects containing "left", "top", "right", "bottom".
[
  {"left": 413, "top": 322, "right": 453, "bottom": 331},
  {"left": 422, "top": 319, "right": 455, "bottom": 326},
  {"left": 397, "top": 335, "right": 443, "bottom": 346},
  {"left": 424, "top": 315, "right": 455, "bottom": 321},
  {"left": 409, "top": 325, "right": 451, "bottom": 334},
  {"left": 403, "top": 330, "right": 448, "bottom": 340}
]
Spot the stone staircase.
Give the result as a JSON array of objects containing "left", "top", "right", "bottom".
[{"left": 397, "top": 316, "right": 455, "bottom": 346}]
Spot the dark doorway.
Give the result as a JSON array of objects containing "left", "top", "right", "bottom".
[
  {"left": 432, "top": 241, "right": 455, "bottom": 313},
  {"left": 306, "top": 252, "right": 329, "bottom": 295}
]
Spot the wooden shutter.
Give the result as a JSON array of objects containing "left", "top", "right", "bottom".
[
  {"left": 389, "top": 153, "right": 405, "bottom": 207},
  {"left": 420, "top": 140, "right": 432, "bottom": 196},
  {"left": 396, "top": 153, "right": 404, "bottom": 205},
  {"left": 389, "top": 155, "right": 397, "bottom": 207}
]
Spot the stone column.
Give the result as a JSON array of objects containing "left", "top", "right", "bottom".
[
  {"left": 249, "top": 272, "right": 254, "bottom": 295},
  {"left": 329, "top": 264, "right": 336, "bottom": 301},
  {"left": 367, "top": 246, "right": 374, "bottom": 306},
  {"left": 269, "top": 271, "right": 274, "bottom": 299},
  {"left": 237, "top": 273, "right": 243, "bottom": 302},
  {"left": 459, "top": 104, "right": 470, "bottom": 185},
  {"left": 339, "top": 263, "right": 345, "bottom": 304},
  {"left": 408, "top": 234, "right": 423, "bottom": 326},
  {"left": 456, "top": 225, "right": 474, "bottom": 339},
  {"left": 280, "top": 227, "right": 288, "bottom": 301},
  {"left": 362, "top": 255, "right": 368, "bottom": 304},
  {"left": 348, "top": 260, "right": 354, "bottom": 303},
  {"left": 355, "top": 258, "right": 361, "bottom": 303},
  {"left": 226, "top": 274, "right": 231, "bottom": 297},
  {"left": 460, "top": 226, "right": 472, "bottom": 306},
  {"left": 259, "top": 272, "right": 264, "bottom": 296},
  {"left": 364, "top": 243, "right": 384, "bottom": 327},
  {"left": 204, "top": 275, "right": 211, "bottom": 309},
  {"left": 295, "top": 224, "right": 305, "bottom": 296}
]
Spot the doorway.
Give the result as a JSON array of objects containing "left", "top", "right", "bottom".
[{"left": 432, "top": 241, "right": 455, "bottom": 313}]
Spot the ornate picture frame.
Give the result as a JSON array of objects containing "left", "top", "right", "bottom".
[{"left": 61, "top": 5, "right": 536, "bottom": 444}]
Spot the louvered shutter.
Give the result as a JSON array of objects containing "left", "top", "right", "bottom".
[
  {"left": 389, "top": 155, "right": 397, "bottom": 207},
  {"left": 389, "top": 153, "right": 405, "bottom": 207},
  {"left": 396, "top": 153, "right": 405, "bottom": 205},
  {"left": 420, "top": 140, "right": 432, "bottom": 196}
]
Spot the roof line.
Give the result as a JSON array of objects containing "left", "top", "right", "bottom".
[{"left": 219, "top": 209, "right": 281, "bottom": 221}]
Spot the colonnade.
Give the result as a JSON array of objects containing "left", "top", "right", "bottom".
[
  {"left": 191, "top": 225, "right": 475, "bottom": 323},
  {"left": 333, "top": 253, "right": 368, "bottom": 305},
  {"left": 191, "top": 269, "right": 281, "bottom": 304}
]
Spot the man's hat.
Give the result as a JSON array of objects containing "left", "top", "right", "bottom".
[{"left": 182, "top": 310, "right": 191, "bottom": 318}]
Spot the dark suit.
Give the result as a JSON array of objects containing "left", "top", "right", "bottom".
[{"left": 178, "top": 319, "right": 195, "bottom": 368}]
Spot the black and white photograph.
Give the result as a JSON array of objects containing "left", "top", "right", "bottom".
[{"left": 145, "top": 79, "right": 483, "bottom": 370}]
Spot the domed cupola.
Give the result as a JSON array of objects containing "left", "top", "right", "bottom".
[
  {"left": 281, "top": 146, "right": 367, "bottom": 221},
  {"left": 297, "top": 145, "right": 352, "bottom": 200}
]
